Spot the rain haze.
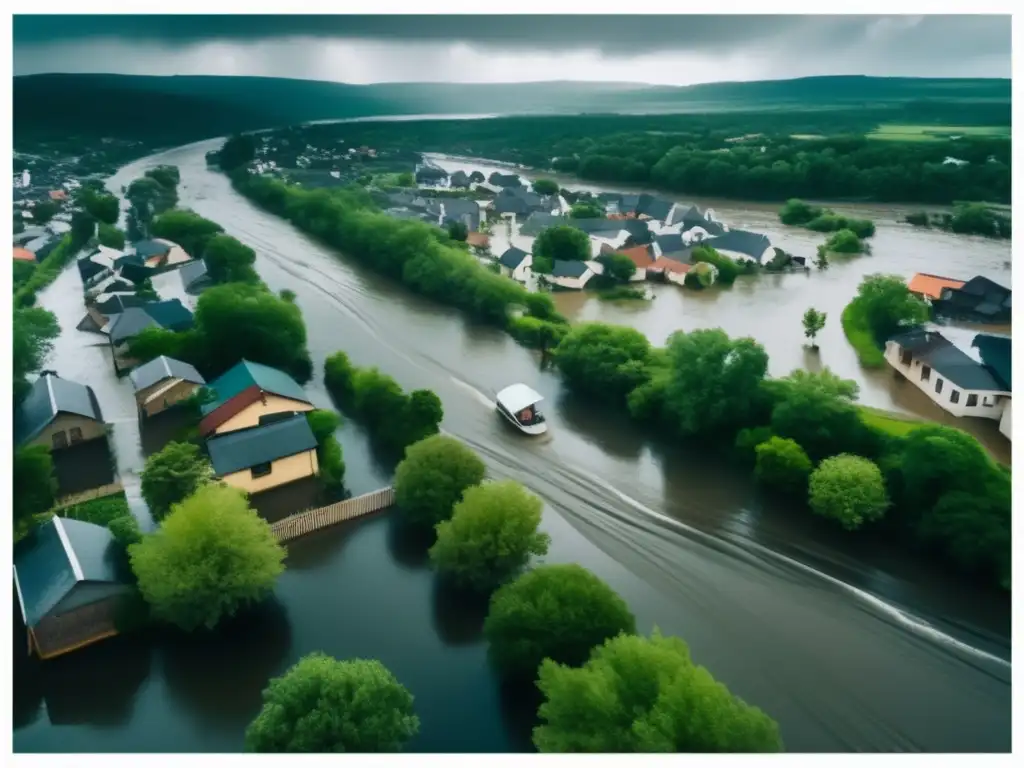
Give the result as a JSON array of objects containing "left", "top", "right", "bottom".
[{"left": 13, "top": 14, "right": 1012, "bottom": 85}]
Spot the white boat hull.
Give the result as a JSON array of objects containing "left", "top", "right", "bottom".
[{"left": 497, "top": 407, "right": 548, "bottom": 435}]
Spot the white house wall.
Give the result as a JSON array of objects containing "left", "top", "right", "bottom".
[
  {"left": 884, "top": 342, "right": 1008, "bottom": 421},
  {"left": 999, "top": 399, "right": 1012, "bottom": 440}
]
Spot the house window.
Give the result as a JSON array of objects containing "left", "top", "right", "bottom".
[
  {"left": 935, "top": 378, "right": 943, "bottom": 394},
  {"left": 900, "top": 349, "right": 913, "bottom": 366},
  {"left": 251, "top": 462, "right": 273, "bottom": 479},
  {"left": 921, "top": 365, "right": 931, "bottom": 382},
  {"left": 950, "top": 390, "right": 961, "bottom": 405},
  {"left": 983, "top": 397, "right": 994, "bottom": 407},
  {"left": 51, "top": 431, "right": 68, "bottom": 449},
  {"left": 69, "top": 427, "right": 83, "bottom": 444},
  {"left": 966, "top": 394, "right": 978, "bottom": 407}
]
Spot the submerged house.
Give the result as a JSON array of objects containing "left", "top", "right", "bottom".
[
  {"left": 907, "top": 273, "right": 966, "bottom": 303},
  {"left": 129, "top": 355, "right": 207, "bottom": 418},
  {"left": 701, "top": 229, "right": 774, "bottom": 265},
  {"left": 546, "top": 260, "right": 595, "bottom": 290},
  {"left": 609, "top": 245, "right": 655, "bottom": 282},
  {"left": 206, "top": 413, "right": 319, "bottom": 494},
  {"left": 15, "top": 373, "right": 106, "bottom": 451},
  {"left": 198, "top": 360, "right": 314, "bottom": 437},
  {"left": 415, "top": 164, "right": 448, "bottom": 186},
  {"left": 179, "top": 259, "right": 212, "bottom": 294},
  {"left": 884, "top": 329, "right": 1011, "bottom": 430},
  {"left": 133, "top": 238, "right": 191, "bottom": 269},
  {"left": 106, "top": 300, "right": 195, "bottom": 373},
  {"left": 498, "top": 247, "right": 532, "bottom": 282},
  {"left": 933, "top": 276, "right": 1011, "bottom": 324},
  {"left": 14, "top": 517, "right": 135, "bottom": 659}
]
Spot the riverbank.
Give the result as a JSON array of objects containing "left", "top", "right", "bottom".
[{"left": 15, "top": 138, "right": 1010, "bottom": 754}]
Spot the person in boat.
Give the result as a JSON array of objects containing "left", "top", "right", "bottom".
[{"left": 518, "top": 407, "right": 533, "bottom": 424}]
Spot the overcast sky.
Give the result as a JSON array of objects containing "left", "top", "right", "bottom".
[{"left": 13, "top": 15, "right": 1011, "bottom": 85}]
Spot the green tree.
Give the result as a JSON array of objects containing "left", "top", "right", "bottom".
[
  {"left": 151, "top": 209, "right": 224, "bottom": 258},
  {"left": 13, "top": 446, "right": 57, "bottom": 529},
  {"left": 203, "top": 233, "right": 259, "bottom": 284},
  {"left": 483, "top": 563, "right": 636, "bottom": 678},
  {"left": 405, "top": 389, "right": 444, "bottom": 446},
  {"left": 532, "top": 179, "right": 559, "bottom": 196},
  {"left": 691, "top": 246, "right": 745, "bottom": 285},
  {"left": 446, "top": 221, "right": 469, "bottom": 242},
  {"left": 533, "top": 225, "right": 591, "bottom": 268},
  {"left": 324, "top": 350, "right": 357, "bottom": 402},
  {"left": 554, "top": 322, "right": 651, "bottom": 404},
  {"left": 140, "top": 441, "right": 213, "bottom": 521},
  {"left": 823, "top": 229, "right": 865, "bottom": 254},
  {"left": 507, "top": 316, "right": 568, "bottom": 353},
  {"left": 779, "top": 198, "right": 820, "bottom": 226},
  {"left": 808, "top": 454, "right": 889, "bottom": 530},
  {"left": 755, "top": 437, "right": 813, "bottom": 495},
  {"left": 13, "top": 307, "right": 60, "bottom": 404},
  {"left": 108, "top": 514, "right": 143, "bottom": 548},
  {"left": 97, "top": 223, "right": 126, "bottom": 250},
  {"left": 814, "top": 245, "right": 829, "bottom": 271},
  {"left": 245, "top": 653, "right": 420, "bottom": 753},
  {"left": 534, "top": 631, "right": 783, "bottom": 753},
  {"left": 13, "top": 260, "right": 36, "bottom": 290},
  {"left": 569, "top": 201, "right": 604, "bottom": 219},
  {"left": 802, "top": 307, "right": 826, "bottom": 347},
  {"left": 79, "top": 189, "right": 120, "bottom": 225},
  {"left": 70, "top": 210, "right": 97, "bottom": 243},
  {"left": 394, "top": 434, "right": 486, "bottom": 528},
  {"left": 129, "top": 483, "right": 285, "bottom": 631},
  {"left": 219, "top": 133, "right": 258, "bottom": 172},
  {"left": 30, "top": 200, "right": 59, "bottom": 224},
  {"left": 663, "top": 329, "right": 769, "bottom": 436},
  {"left": 429, "top": 480, "right": 550, "bottom": 591},
  {"left": 306, "top": 409, "right": 345, "bottom": 489},
  {"left": 396, "top": 172, "right": 415, "bottom": 187},
  {"left": 596, "top": 252, "right": 637, "bottom": 283},
  {"left": 855, "top": 273, "right": 930, "bottom": 341},
  {"left": 193, "top": 282, "right": 312, "bottom": 381},
  {"left": 145, "top": 165, "right": 181, "bottom": 190}
]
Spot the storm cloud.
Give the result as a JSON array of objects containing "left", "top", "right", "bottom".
[{"left": 13, "top": 14, "right": 1011, "bottom": 84}]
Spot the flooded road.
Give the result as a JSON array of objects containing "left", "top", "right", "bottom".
[{"left": 15, "top": 138, "right": 1011, "bottom": 754}]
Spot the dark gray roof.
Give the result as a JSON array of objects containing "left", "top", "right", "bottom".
[
  {"left": 972, "top": 334, "right": 1012, "bottom": 391},
  {"left": 95, "top": 293, "right": 143, "bottom": 315},
  {"left": 494, "top": 195, "right": 531, "bottom": 216},
  {"left": 959, "top": 275, "right": 1010, "bottom": 299},
  {"left": 702, "top": 229, "right": 772, "bottom": 259},
  {"left": 14, "top": 516, "right": 127, "bottom": 627},
  {"left": 207, "top": 414, "right": 318, "bottom": 476},
  {"left": 24, "top": 235, "right": 53, "bottom": 253},
  {"left": 891, "top": 329, "right": 1008, "bottom": 392},
  {"left": 519, "top": 212, "right": 560, "bottom": 237},
  {"left": 637, "top": 195, "right": 674, "bottom": 222},
  {"left": 551, "top": 260, "right": 591, "bottom": 279},
  {"left": 15, "top": 374, "right": 104, "bottom": 446},
  {"left": 655, "top": 233, "right": 687, "bottom": 256},
  {"left": 108, "top": 300, "right": 194, "bottom": 343},
  {"left": 179, "top": 259, "right": 209, "bottom": 289},
  {"left": 133, "top": 240, "right": 171, "bottom": 259},
  {"left": 129, "top": 355, "right": 206, "bottom": 393},
  {"left": 499, "top": 247, "right": 530, "bottom": 270}
]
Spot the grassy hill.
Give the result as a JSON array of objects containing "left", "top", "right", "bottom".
[{"left": 14, "top": 73, "right": 1011, "bottom": 144}]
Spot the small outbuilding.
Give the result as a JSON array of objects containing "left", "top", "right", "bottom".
[
  {"left": 14, "top": 516, "right": 135, "bottom": 659},
  {"left": 129, "top": 355, "right": 207, "bottom": 418}
]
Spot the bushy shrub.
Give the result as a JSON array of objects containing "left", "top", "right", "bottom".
[{"left": 755, "top": 437, "right": 813, "bottom": 494}]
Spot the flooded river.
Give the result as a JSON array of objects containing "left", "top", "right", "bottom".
[{"left": 14, "top": 137, "right": 1011, "bottom": 753}]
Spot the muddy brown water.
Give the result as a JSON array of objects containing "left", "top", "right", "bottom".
[{"left": 13, "top": 135, "right": 1011, "bottom": 753}]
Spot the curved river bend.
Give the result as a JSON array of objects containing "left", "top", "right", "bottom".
[{"left": 14, "top": 137, "right": 1011, "bottom": 753}]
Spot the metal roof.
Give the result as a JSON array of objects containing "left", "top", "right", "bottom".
[
  {"left": 890, "top": 329, "right": 1009, "bottom": 392},
  {"left": 14, "top": 374, "right": 104, "bottom": 446},
  {"left": 179, "top": 258, "right": 209, "bottom": 289},
  {"left": 551, "top": 259, "right": 591, "bottom": 278},
  {"left": 499, "top": 247, "right": 530, "bottom": 269},
  {"left": 200, "top": 359, "right": 311, "bottom": 415},
  {"left": 14, "top": 516, "right": 127, "bottom": 627},
  {"left": 497, "top": 383, "right": 544, "bottom": 414},
  {"left": 107, "top": 300, "right": 194, "bottom": 344},
  {"left": 129, "top": 355, "right": 206, "bottom": 393},
  {"left": 207, "top": 414, "right": 318, "bottom": 476}
]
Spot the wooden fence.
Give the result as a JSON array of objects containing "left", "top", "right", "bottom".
[
  {"left": 53, "top": 482, "right": 125, "bottom": 512},
  {"left": 271, "top": 486, "right": 395, "bottom": 544}
]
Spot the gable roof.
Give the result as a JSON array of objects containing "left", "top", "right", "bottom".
[
  {"left": 14, "top": 247, "right": 36, "bottom": 262},
  {"left": 14, "top": 516, "right": 128, "bottom": 627},
  {"left": 959, "top": 275, "right": 1010, "bottom": 299},
  {"left": 702, "top": 229, "right": 772, "bottom": 259},
  {"left": 972, "top": 334, "right": 1012, "bottom": 391},
  {"left": 201, "top": 359, "right": 311, "bottom": 416},
  {"left": 636, "top": 195, "right": 674, "bottom": 222},
  {"left": 655, "top": 233, "right": 687, "bottom": 256},
  {"left": 908, "top": 273, "right": 966, "bottom": 300},
  {"left": 519, "top": 212, "right": 560, "bottom": 237},
  {"left": 551, "top": 260, "right": 591, "bottom": 279},
  {"left": 207, "top": 414, "right": 318, "bottom": 476},
  {"left": 15, "top": 373, "right": 104, "bottom": 446},
  {"left": 129, "top": 355, "right": 206, "bottom": 393},
  {"left": 890, "top": 329, "right": 1009, "bottom": 392},
  {"left": 94, "top": 293, "right": 144, "bottom": 315},
  {"left": 107, "top": 300, "right": 194, "bottom": 344},
  {"left": 179, "top": 259, "right": 209, "bottom": 289},
  {"left": 499, "top": 247, "right": 530, "bottom": 270}
]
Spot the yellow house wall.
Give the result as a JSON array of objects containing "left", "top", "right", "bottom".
[
  {"left": 139, "top": 380, "right": 201, "bottom": 417},
  {"left": 29, "top": 414, "right": 106, "bottom": 450},
  {"left": 213, "top": 395, "right": 314, "bottom": 435},
  {"left": 219, "top": 449, "right": 319, "bottom": 494}
]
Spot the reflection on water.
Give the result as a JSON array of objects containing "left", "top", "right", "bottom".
[
  {"left": 385, "top": 514, "right": 435, "bottom": 572},
  {"left": 430, "top": 579, "right": 491, "bottom": 647}
]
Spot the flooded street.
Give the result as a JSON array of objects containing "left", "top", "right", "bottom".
[{"left": 14, "top": 137, "right": 1011, "bottom": 754}]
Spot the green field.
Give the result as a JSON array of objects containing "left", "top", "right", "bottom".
[
  {"left": 866, "top": 124, "right": 1010, "bottom": 142},
  {"left": 857, "top": 406, "right": 927, "bottom": 437}
]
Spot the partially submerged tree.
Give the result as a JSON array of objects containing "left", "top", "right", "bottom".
[
  {"left": 140, "top": 441, "right": 213, "bottom": 521},
  {"left": 245, "top": 653, "right": 420, "bottom": 753},
  {"left": 534, "top": 631, "right": 783, "bottom": 753},
  {"left": 808, "top": 454, "right": 889, "bottom": 531},
  {"left": 130, "top": 484, "right": 286, "bottom": 631},
  {"left": 394, "top": 435, "right": 486, "bottom": 528},
  {"left": 430, "top": 480, "right": 550, "bottom": 592},
  {"left": 802, "top": 307, "right": 827, "bottom": 348},
  {"left": 483, "top": 563, "right": 636, "bottom": 679}
]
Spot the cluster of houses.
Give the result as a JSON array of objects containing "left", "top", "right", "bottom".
[
  {"left": 882, "top": 271, "right": 1013, "bottom": 439},
  {"left": 12, "top": 169, "right": 79, "bottom": 261},
  {"left": 392, "top": 165, "right": 782, "bottom": 293}
]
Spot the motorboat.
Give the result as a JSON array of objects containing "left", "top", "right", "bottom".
[{"left": 496, "top": 383, "right": 548, "bottom": 435}]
